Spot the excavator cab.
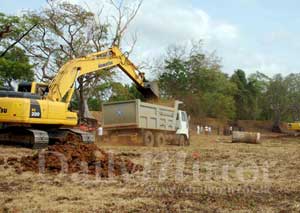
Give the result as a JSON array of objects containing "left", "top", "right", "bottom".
[
  {"left": 18, "top": 82, "right": 49, "bottom": 97},
  {"left": 0, "top": 82, "right": 48, "bottom": 100}
]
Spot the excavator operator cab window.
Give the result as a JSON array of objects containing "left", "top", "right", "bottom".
[{"left": 18, "top": 83, "right": 32, "bottom": 92}]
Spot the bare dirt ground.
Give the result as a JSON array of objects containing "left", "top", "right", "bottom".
[{"left": 0, "top": 134, "right": 300, "bottom": 212}]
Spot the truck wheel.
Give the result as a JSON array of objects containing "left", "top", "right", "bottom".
[
  {"left": 178, "top": 135, "right": 186, "bottom": 146},
  {"left": 155, "top": 133, "right": 166, "bottom": 147},
  {"left": 184, "top": 138, "right": 190, "bottom": 146},
  {"left": 143, "top": 131, "right": 154, "bottom": 146}
]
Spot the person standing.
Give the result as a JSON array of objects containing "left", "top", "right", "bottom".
[
  {"left": 197, "top": 125, "right": 200, "bottom": 135},
  {"left": 98, "top": 126, "right": 103, "bottom": 136},
  {"left": 208, "top": 126, "right": 212, "bottom": 135},
  {"left": 229, "top": 126, "right": 233, "bottom": 135},
  {"left": 97, "top": 126, "right": 103, "bottom": 143},
  {"left": 205, "top": 125, "right": 208, "bottom": 135}
]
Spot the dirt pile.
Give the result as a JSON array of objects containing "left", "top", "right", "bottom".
[{"left": 17, "top": 141, "right": 143, "bottom": 177}]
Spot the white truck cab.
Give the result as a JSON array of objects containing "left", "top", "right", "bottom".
[{"left": 176, "top": 110, "right": 190, "bottom": 145}]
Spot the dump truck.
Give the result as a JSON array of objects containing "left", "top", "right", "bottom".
[{"left": 102, "top": 99, "right": 189, "bottom": 146}]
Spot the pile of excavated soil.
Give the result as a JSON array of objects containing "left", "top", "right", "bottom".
[{"left": 14, "top": 141, "right": 143, "bottom": 177}]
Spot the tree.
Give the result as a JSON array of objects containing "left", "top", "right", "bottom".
[
  {"left": 200, "top": 92, "right": 236, "bottom": 119},
  {"left": 0, "top": 47, "right": 34, "bottom": 87},
  {"left": 248, "top": 71, "right": 271, "bottom": 120},
  {"left": 230, "top": 70, "right": 248, "bottom": 119},
  {"left": 284, "top": 73, "right": 300, "bottom": 121},
  {"left": 109, "top": 82, "right": 143, "bottom": 102},
  {"left": 264, "top": 74, "right": 289, "bottom": 132},
  {"left": 0, "top": 13, "right": 19, "bottom": 42},
  {"left": 20, "top": 0, "right": 143, "bottom": 120},
  {"left": 230, "top": 69, "right": 263, "bottom": 120},
  {"left": 0, "top": 13, "right": 37, "bottom": 57},
  {"left": 158, "top": 42, "right": 236, "bottom": 119}
]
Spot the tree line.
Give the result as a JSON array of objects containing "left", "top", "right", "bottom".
[
  {"left": 157, "top": 42, "right": 300, "bottom": 130},
  {"left": 0, "top": 0, "right": 299, "bottom": 130}
]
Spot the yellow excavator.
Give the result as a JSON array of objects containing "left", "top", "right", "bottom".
[
  {"left": 287, "top": 122, "right": 300, "bottom": 132},
  {"left": 0, "top": 46, "right": 158, "bottom": 148}
]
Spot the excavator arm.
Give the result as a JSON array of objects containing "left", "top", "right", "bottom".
[{"left": 46, "top": 46, "right": 158, "bottom": 102}]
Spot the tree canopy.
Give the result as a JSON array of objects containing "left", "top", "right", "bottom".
[
  {"left": 0, "top": 47, "right": 34, "bottom": 87},
  {"left": 158, "top": 43, "right": 236, "bottom": 120}
]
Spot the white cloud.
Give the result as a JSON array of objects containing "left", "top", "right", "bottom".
[
  {"left": 213, "top": 23, "right": 239, "bottom": 40},
  {"left": 127, "top": 0, "right": 239, "bottom": 60},
  {"left": 221, "top": 48, "right": 300, "bottom": 77},
  {"left": 68, "top": 0, "right": 239, "bottom": 62}
]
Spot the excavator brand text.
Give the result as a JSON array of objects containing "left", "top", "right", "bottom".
[
  {"left": 0, "top": 107, "right": 7, "bottom": 114},
  {"left": 98, "top": 61, "right": 113, "bottom": 68}
]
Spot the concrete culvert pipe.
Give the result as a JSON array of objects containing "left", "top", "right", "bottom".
[{"left": 232, "top": 131, "right": 261, "bottom": 144}]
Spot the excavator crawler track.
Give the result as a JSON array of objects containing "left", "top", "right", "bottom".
[
  {"left": 0, "top": 127, "right": 94, "bottom": 149},
  {"left": 0, "top": 127, "right": 49, "bottom": 149},
  {"left": 67, "top": 129, "right": 95, "bottom": 144},
  {"left": 47, "top": 129, "right": 95, "bottom": 144},
  {"left": 28, "top": 129, "right": 49, "bottom": 149}
]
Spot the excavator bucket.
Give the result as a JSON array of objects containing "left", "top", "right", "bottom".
[{"left": 138, "top": 81, "right": 159, "bottom": 99}]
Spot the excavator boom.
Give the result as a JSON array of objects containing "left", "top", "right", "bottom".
[{"left": 47, "top": 46, "right": 158, "bottom": 102}]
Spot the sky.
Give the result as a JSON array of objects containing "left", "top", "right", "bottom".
[{"left": 1, "top": 0, "right": 300, "bottom": 77}]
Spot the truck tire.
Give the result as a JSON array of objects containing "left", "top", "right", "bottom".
[
  {"left": 178, "top": 135, "right": 186, "bottom": 146},
  {"left": 143, "top": 131, "right": 155, "bottom": 146},
  {"left": 184, "top": 137, "right": 190, "bottom": 146},
  {"left": 155, "top": 133, "right": 166, "bottom": 147}
]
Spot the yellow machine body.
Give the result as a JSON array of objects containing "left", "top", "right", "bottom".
[
  {"left": 287, "top": 122, "right": 300, "bottom": 131},
  {"left": 0, "top": 98, "right": 77, "bottom": 126}
]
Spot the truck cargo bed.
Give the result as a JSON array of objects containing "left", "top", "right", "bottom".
[{"left": 102, "top": 100, "right": 179, "bottom": 132}]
